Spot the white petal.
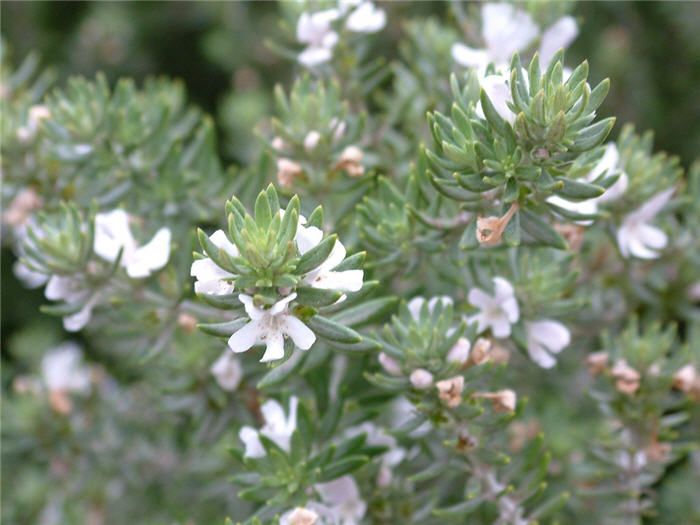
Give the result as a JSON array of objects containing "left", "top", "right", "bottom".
[
  {"left": 597, "top": 171, "right": 629, "bottom": 204},
  {"left": 239, "top": 426, "right": 265, "bottom": 458},
  {"left": 427, "top": 296, "right": 453, "bottom": 311},
  {"left": 527, "top": 320, "right": 570, "bottom": 353},
  {"left": 538, "top": 15, "right": 578, "bottom": 66},
  {"left": 299, "top": 46, "right": 333, "bottom": 67},
  {"left": 63, "top": 296, "right": 97, "bottom": 332},
  {"left": 493, "top": 277, "right": 515, "bottom": 301},
  {"left": 296, "top": 224, "right": 324, "bottom": 254},
  {"left": 481, "top": 75, "right": 516, "bottom": 124},
  {"left": 407, "top": 297, "right": 426, "bottom": 320},
  {"left": 346, "top": 1, "right": 386, "bottom": 33},
  {"left": 310, "top": 269, "right": 364, "bottom": 292},
  {"left": 627, "top": 233, "right": 661, "bottom": 259},
  {"left": 490, "top": 314, "right": 512, "bottom": 338},
  {"left": 228, "top": 320, "right": 262, "bottom": 353},
  {"left": 589, "top": 143, "right": 620, "bottom": 181},
  {"left": 270, "top": 292, "right": 297, "bottom": 315},
  {"left": 316, "top": 476, "right": 360, "bottom": 504},
  {"left": 209, "top": 229, "right": 239, "bottom": 256},
  {"left": 451, "top": 43, "right": 490, "bottom": 69},
  {"left": 126, "top": 228, "right": 171, "bottom": 278},
  {"left": 261, "top": 330, "right": 286, "bottom": 362},
  {"left": 469, "top": 312, "right": 489, "bottom": 334},
  {"left": 283, "top": 315, "right": 316, "bottom": 350},
  {"left": 482, "top": 3, "right": 538, "bottom": 63},
  {"left": 501, "top": 297, "right": 520, "bottom": 323},
  {"left": 633, "top": 188, "right": 675, "bottom": 221},
  {"left": 210, "top": 350, "right": 242, "bottom": 391},
  {"left": 45, "top": 275, "right": 71, "bottom": 301},
  {"left": 93, "top": 209, "right": 136, "bottom": 263},
  {"left": 13, "top": 261, "right": 48, "bottom": 288},
  {"left": 547, "top": 195, "right": 597, "bottom": 225},
  {"left": 468, "top": 287, "right": 493, "bottom": 310},
  {"left": 239, "top": 294, "right": 265, "bottom": 321},
  {"left": 638, "top": 223, "right": 668, "bottom": 250},
  {"left": 260, "top": 399, "right": 286, "bottom": 428},
  {"left": 527, "top": 340, "right": 557, "bottom": 368}
]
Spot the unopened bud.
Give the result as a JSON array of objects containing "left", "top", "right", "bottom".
[
  {"left": 288, "top": 507, "right": 318, "bottom": 525},
  {"left": 335, "top": 146, "right": 364, "bottom": 177},
  {"left": 469, "top": 338, "right": 492, "bottom": 365},
  {"left": 476, "top": 202, "right": 519, "bottom": 246},
  {"left": 177, "top": 313, "right": 198, "bottom": 334},
  {"left": 272, "top": 136, "right": 287, "bottom": 151},
  {"left": 585, "top": 351, "right": 609, "bottom": 376},
  {"left": 554, "top": 223, "right": 585, "bottom": 251},
  {"left": 436, "top": 375, "right": 464, "bottom": 407},
  {"left": 3, "top": 187, "right": 43, "bottom": 226},
  {"left": 303, "top": 130, "right": 321, "bottom": 152},
  {"left": 48, "top": 389, "right": 72, "bottom": 415},
  {"left": 446, "top": 337, "right": 470, "bottom": 364},
  {"left": 611, "top": 359, "right": 641, "bottom": 395},
  {"left": 672, "top": 364, "right": 699, "bottom": 400},
  {"left": 379, "top": 352, "right": 402, "bottom": 376},
  {"left": 410, "top": 368, "right": 433, "bottom": 389},
  {"left": 473, "top": 389, "right": 517, "bottom": 413},
  {"left": 277, "top": 158, "right": 303, "bottom": 187}
]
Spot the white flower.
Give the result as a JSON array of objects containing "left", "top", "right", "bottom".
[
  {"left": 41, "top": 342, "right": 91, "bottom": 394},
  {"left": 452, "top": 3, "right": 539, "bottom": 75},
  {"left": 468, "top": 277, "right": 519, "bottom": 338},
  {"left": 345, "top": 1, "right": 386, "bottom": 33},
  {"left": 407, "top": 295, "right": 452, "bottom": 320},
  {"left": 617, "top": 188, "right": 674, "bottom": 259},
  {"left": 345, "top": 421, "right": 406, "bottom": 470},
  {"left": 410, "top": 368, "right": 433, "bottom": 389},
  {"left": 447, "top": 337, "right": 471, "bottom": 364},
  {"left": 315, "top": 476, "right": 367, "bottom": 525},
  {"left": 547, "top": 143, "right": 628, "bottom": 221},
  {"left": 538, "top": 16, "right": 579, "bottom": 67},
  {"left": 297, "top": 9, "right": 340, "bottom": 67},
  {"left": 94, "top": 209, "right": 171, "bottom": 279},
  {"left": 295, "top": 219, "right": 363, "bottom": 293},
  {"left": 210, "top": 350, "right": 243, "bottom": 391},
  {"left": 228, "top": 293, "right": 315, "bottom": 362},
  {"left": 280, "top": 507, "right": 320, "bottom": 525},
  {"left": 13, "top": 260, "right": 48, "bottom": 288},
  {"left": 452, "top": 4, "right": 577, "bottom": 75},
  {"left": 524, "top": 320, "right": 570, "bottom": 368},
  {"left": 589, "top": 143, "right": 628, "bottom": 203},
  {"left": 239, "top": 396, "right": 298, "bottom": 458},
  {"left": 190, "top": 229, "right": 238, "bottom": 295},
  {"left": 45, "top": 275, "right": 99, "bottom": 332}
]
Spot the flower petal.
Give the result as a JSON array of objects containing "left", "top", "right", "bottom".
[
  {"left": 228, "top": 320, "right": 261, "bottom": 353},
  {"left": 126, "top": 228, "right": 171, "bottom": 278},
  {"left": 527, "top": 320, "right": 570, "bottom": 353},
  {"left": 283, "top": 315, "right": 316, "bottom": 350},
  {"left": 468, "top": 287, "right": 493, "bottom": 310},
  {"left": 94, "top": 209, "right": 135, "bottom": 263},
  {"left": 482, "top": 3, "right": 538, "bottom": 63},
  {"left": 239, "top": 426, "right": 265, "bottom": 458},
  {"left": 538, "top": 15, "right": 578, "bottom": 66},
  {"left": 451, "top": 43, "right": 490, "bottom": 69},
  {"left": 490, "top": 315, "right": 512, "bottom": 338},
  {"left": 261, "top": 330, "right": 286, "bottom": 362},
  {"left": 527, "top": 340, "right": 557, "bottom": 368},
  {"left": 481, "top": 75, "right": 516, "bottom": 124}
]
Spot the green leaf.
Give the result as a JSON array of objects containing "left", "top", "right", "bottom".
[
  {"left": 316, "top": 455, "right": 368, "bottom": 482},
  {"left": 459, "top": 217, "right": 479, "bottom": 250},
  {"left": 296, "top": 286, "right": 343, "bottom": 308},
  {"left": 295, "top": 234, "right": 337, "bottom": 275},
  {"left": 329, "top": 297, "right": 397, "bottom": 327},
  {"left": 257, "top": 349, "right": 307, "bottom": 389},
  {"left": 572, "top": 117, "right": 615, "bottom": 152},
  {"left": 198, "top": 318, "right": 247, "bottom": 338},
  {"left": 554, "top": 177, "right": 604, "bottom": 200},
  {"left": 502, "top": 209, "right": 520, "bottom": 246},
  {"left": 308, "top": 316, "right": 362, "bottom": 343},
  {"left": 480, "top": 88, "right": 507, "bottom": 137},
  {"left": 434, "top": 497, "right": 483, "bottom": 518},
  {"left": 503, "top": 177, "right": 519, "bottom": 203},
  {"left": 519, "top": 208, "right": 568, "bottom": 250}
]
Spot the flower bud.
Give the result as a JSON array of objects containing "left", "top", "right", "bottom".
[
  {"left": 474, "top": 389, "right": 517, "bottom": 413},
  {"left": 436, "top": 375, "right": 464, "bottom": 407},
  {"left": 303, "top": 130, "right": 321, "bottom": 152},
  {"left": 3, "top": 187, "right": 43, "bottom": 227},
  {"left": 48, "top": 389, "right": 72, "bottom": 415},
  {"left": 288, "top": 507, "right": 318, "bottom": 525},
  {"left": 376, "top": 465, "right": 392, "bottom": 487},
  {"left": 585, "top": 351, "right": 609, "bottom": 376},
  {"left": 379, "top": 352, "right": 402, "bottom": 376},
  {"left": 177, "top": 313, "right": 197, "bottom": 334},
  {"left": 272, "top": 136, "right": 288, "bottom": 151},
  {"left": 335, "top": 146, "right": 364, "bottom": 177},
  {"left": 672, "top": 364, "right": 697, "bottom": 392},
  {"left": 446, "top": 337, "right": 470, "bottom": 364},
  {"left": 611, "top": 359, "right": 641, "bottom": 395},
  {"left": 410, "top": 368, "right": 433, "bottom": 389},
  {"left": 469, "top": 338, "right": 492, "bottom": 365},
  {"left": 277, "top": 158, "right": 303, "bottom": 187}
]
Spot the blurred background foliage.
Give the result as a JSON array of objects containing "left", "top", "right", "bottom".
[{"left": 1, "top": 1, "right": 699, "bottom": 523}]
